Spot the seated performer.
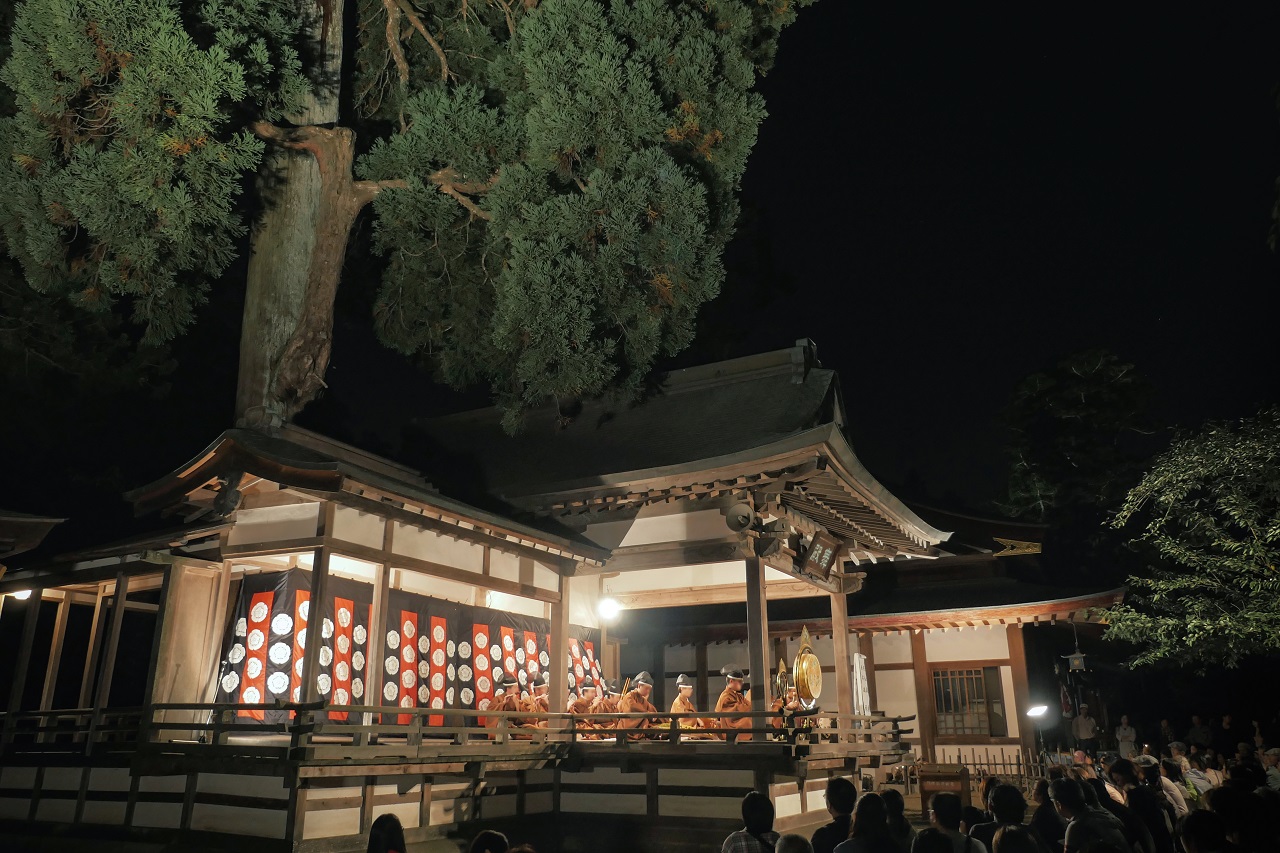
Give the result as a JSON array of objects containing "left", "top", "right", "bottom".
[
  {"left": 521, "top": 671, "right": 551, "bottom": 727},
  {"left": 670, "top": 673, "right": 715, "bottom": 739},
  {"left": 567, "top": 680, "right": 603, "bottom": 738},
  {"left": 715, "top": 665, "right": 754, "bottom": 742},
  {"left": 616, "top": 671, "right": 661, "bottom": 739},
  {"left": 484, "top": 670, "right": 523, "bottom": 732},
  {"left": 591, "top": 679, "right": 622, "bottom": 731}
]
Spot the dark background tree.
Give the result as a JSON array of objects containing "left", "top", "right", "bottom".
[{"left": 997, "top": 350, "right": 1158, "bottom": 586}]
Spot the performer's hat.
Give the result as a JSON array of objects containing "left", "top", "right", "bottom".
[
  {"left": 720, "top": 664, "right": 746, "bottom": 680},
  {"left": 633, "top": 671, "right": 655, "bottom": 688},
  {"left": 493, "top": 670, "right": 514, "bottom": 689},
  {"left": 676, "top": 673, "right": 694, "bottom": 689},
  {"left": 607, "top": 679, "right": 621, "bottom": 695},
  {"left": 579, "top": 678, "right": 597, "bottom": 692},
  {"left": 532, "top": 671, "right": 550, "bottom": 689}
]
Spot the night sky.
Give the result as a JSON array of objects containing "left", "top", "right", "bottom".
[{"left": 4, "top": 3, "right": 1279, "bottom": 547}]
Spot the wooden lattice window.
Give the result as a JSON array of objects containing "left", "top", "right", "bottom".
[{"left": 932, "top": 667, "right": 1008, "bottom": 737}]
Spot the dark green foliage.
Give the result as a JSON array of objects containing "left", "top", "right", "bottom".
[
  {"left": 1104, "top": 407, "right": 1280, "bottom": 670},
  {"left": 3, "top": 0, "right": 812, "bottom": 424},
  {"left": 0, "top": 0, "right": 305, "bottom": 342},
  {"left": 358, "top": 0, "right": 810, "bottom": 428}
]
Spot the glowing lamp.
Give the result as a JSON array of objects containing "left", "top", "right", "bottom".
[
  {"left": 1026, "top": 705, "right": 1049, "bottom": 718},
  {"left": 597, "top": 597, "right": 622, "bottom": 620},
  {"left": 11, "top": 589, "right": 31, "bottom": 601}
]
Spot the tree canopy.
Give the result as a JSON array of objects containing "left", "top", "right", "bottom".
[
  {"left": 1103, "top": 406, "right": 1280, "bottom": 670},
  {"left": 2, "top": 0, "right": 813, "bottom": 427}
]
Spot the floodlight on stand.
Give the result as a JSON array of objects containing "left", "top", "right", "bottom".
[
  {"left": 597, "top": 597, "right": 622, "bottom": 620},
  {"left": 1026, "top": 705, "right": 1049, "bottom": 718},
  {"left": 11, "top": 589, "right": 31, "bottom": 600}
]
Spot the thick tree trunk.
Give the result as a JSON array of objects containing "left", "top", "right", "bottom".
[{"left": 235, "top": 0, "right": 349, "bottom": 427}]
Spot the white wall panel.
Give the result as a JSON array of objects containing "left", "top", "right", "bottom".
[
  {"left": 923, "top": 627, "right": 1008, "bottom": 661},
  {"left": 872, "top": 632, "right": 913, "bottom": 665}
]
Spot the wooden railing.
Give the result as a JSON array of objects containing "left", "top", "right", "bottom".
[{"left": 1, "top": 702, "right": 914, "bottom": 766}]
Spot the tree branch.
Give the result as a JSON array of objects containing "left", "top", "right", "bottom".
[
  {"left": 381, "top": 0, "right": 411, "bottom": 85},
  {"left": 427, "top": 167, "right": 499, "bottom": 220},
  {"left": 353, "top": 179, "right": 409, "bottom": 205},
  {"left": 393, "top": 0, "right": 450, "bottom": 82}
]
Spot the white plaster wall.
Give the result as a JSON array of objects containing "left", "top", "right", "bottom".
[
  {"left": 329, "top": 554, "right": 378, "bottom": 583},
  {"left": 490, "top": 549, "right": 520, "bottom": 582},
  {"left": 873, "top": 632, "right": 913, "bottom": 665},
  {"left": 875, "top": 669, "right": 918, "bottom": 722},
  {"left": 392, "top": 523, "right": 484, "bottom": 573},
  {"left": 706, "top": 639, "right": 748, "bottom": 674},
  {"left": 532, "top": 560, "right": 559, "bottom": 592},
  {"left": 228, "top": 504, "right": 320, "bottom": 546},
  {"left": 603, "top": 560, "right": 748, "bottom": 594},
  {"left": 666, "top": 645, "right": 696, "bottom": 670},
  {"left": 585, "top": 508, "right": 731, "bottom": 549},
  {"left": 485, "top": 590, "right": 545, "bottom": 619},
  {"left": 332, "top": 506, "right": 384, "bottom": 549},
  {"left": 923, "top": 627, "right": 1009, "bottom": 661},
  {"left": 568, "top": 574, "right": 601, "bottom": 629},
  {"left": 395, "top": 570, "right": 476, "bottom": 605}
]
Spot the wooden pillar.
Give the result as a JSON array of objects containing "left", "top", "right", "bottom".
[
  {"left": 40, "top": 594, "right": 72, "bottom": 712},
  {"left": 142, "top": 569, "right": 174, "bottom": 709},
  {"left": 910, "top": 630, "right": 935, "bottom": 762},
  {"left": 744, "top": 556, "right": 769, "bottom": 715},
  {"left": 829, "top": 585, "right": 854, "bottom": 740},
  {"left": 549, "top": 575, "right": 570, "bottom": 717},
  {"left": 94, "top": 573, "right": 129, "bottom": 710},
  {"left": 300, "top": 547, "right": 331, "bottom": 704},
  {"left": 78, "top": 584, "right": 107, "bottom": 708},
  {"left": 364, "top": 524, "right": 392, "bottom": 732},
  {"left": 4, "top": 590, "right": 43, "bottom": 745},
  {"left": 858, "top": 631, "right": 878, "bottom": 710},
  {"left": 1007, "top": 624, "right": 1036, "bottom": 757}
]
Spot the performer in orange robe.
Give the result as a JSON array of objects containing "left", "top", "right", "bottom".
[
  {"left": 590, "top": 680, "right": 621, "bottom": 732},
  {"left": 484, "top": 671, "right": 524, "bottom": 735},
  {"left": 568, "top": 682, "right": 603, "bottom": 738},
  {"left": 521, "top": 672, "right": 551, "bottom": 728},
  {"left": 715, "top": 665, "right": 754, "bottom": 742},
  {"left": 670, "top": 673, "right": 714, "bottom": 739},
  {"left": 616, "top": 671, "right": 661, "bottom": 740}
]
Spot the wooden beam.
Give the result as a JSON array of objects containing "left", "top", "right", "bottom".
[
  {"left": 300, "top": 547, "right": 331, "bottom": 704},
  {"left": 910, "top": 630, "right": 935, "bottom": 762},
  {"left": 141, "top": 568, "right": 173, "bottom": 713},
  {"left": 363, "top": 522, "right": 392, "bottom": 735},
  {"left": 695, "top": 642, "right": 709, "bottom": 712},
  {"left": 601, "top": 537, "right": 747, "bottom": 574},
  {"left": 745, "top": 557, "right": 769, "bottom": 716},
  {"left": 610, "top": 578, "right": 829, "bottom": 610}
]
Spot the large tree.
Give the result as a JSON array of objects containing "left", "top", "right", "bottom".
[
  {"left": 998, "top": 349, "right": 1155, "bottom": 583},
  {"left": 1, "top": 0, "right": 810, "bottom": 429},
  {"left": 1103, "top": 407, "right": 1280, "bottom": 670}
]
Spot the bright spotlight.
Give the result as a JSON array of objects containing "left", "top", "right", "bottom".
[
  {"left": 597, "top": 597, "right": 622, "bottom": 620},
  {"left": 10, "top": 589, "right": 32, "bottom": 600},
  {"left": 1026, "top": 705, "right": 1049, "bottom": 718}
]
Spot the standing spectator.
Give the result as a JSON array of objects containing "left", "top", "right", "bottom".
[
  {"left": 912, "top": 793, "right": 988, "bottom": 853},
  {"left": 1187, "top": 716, "right": 1212, "bottom": 751},
  {"left": 836, "top": 793, "right": 898, "bottom": 853},
  {"left": 723, "top": 791, "right": 781, "bottom": 853},
  {"left": 368, "top": 814, "right": 407, "bottom": 853},
  {"left": 1029, "top": 779, "right": 1067, "bottom": 853},
  {"left": 1072, "top": 705, "right": 1099, "bottom": 757},
  {"left": 1156, "top": 720, "right": 1177, "bottom": 757},
  {"left": 1214, "top": 716, "right": 1239, "bottom": 758},
  {"left": 882, "top": 789, "right": 917, "bottom": 853},
  {"left": 1253, "top": 720, "right": 1267, "bottom": 751},
  {"left": 966, "top": 784, "right": 1028, "bottom": 853},
  {"left": 979, "top": 777, "right": 1001, "bottom": 822},
  {"left": 1263, "top": 748, "right": 1280, "bottom": 791},
  {"left": 1116, "top": 715, "right": 1138, "bottom": 759},
  {"left": 1049, "top": 778, "right": 1129, "bottom": 853},
  {"left": 812, "top": 777, "right": 856, "bottom": 853}
]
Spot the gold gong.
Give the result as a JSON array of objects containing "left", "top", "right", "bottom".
[{"left": 792, "top": 626, "right": 822, "bottom": 707}]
